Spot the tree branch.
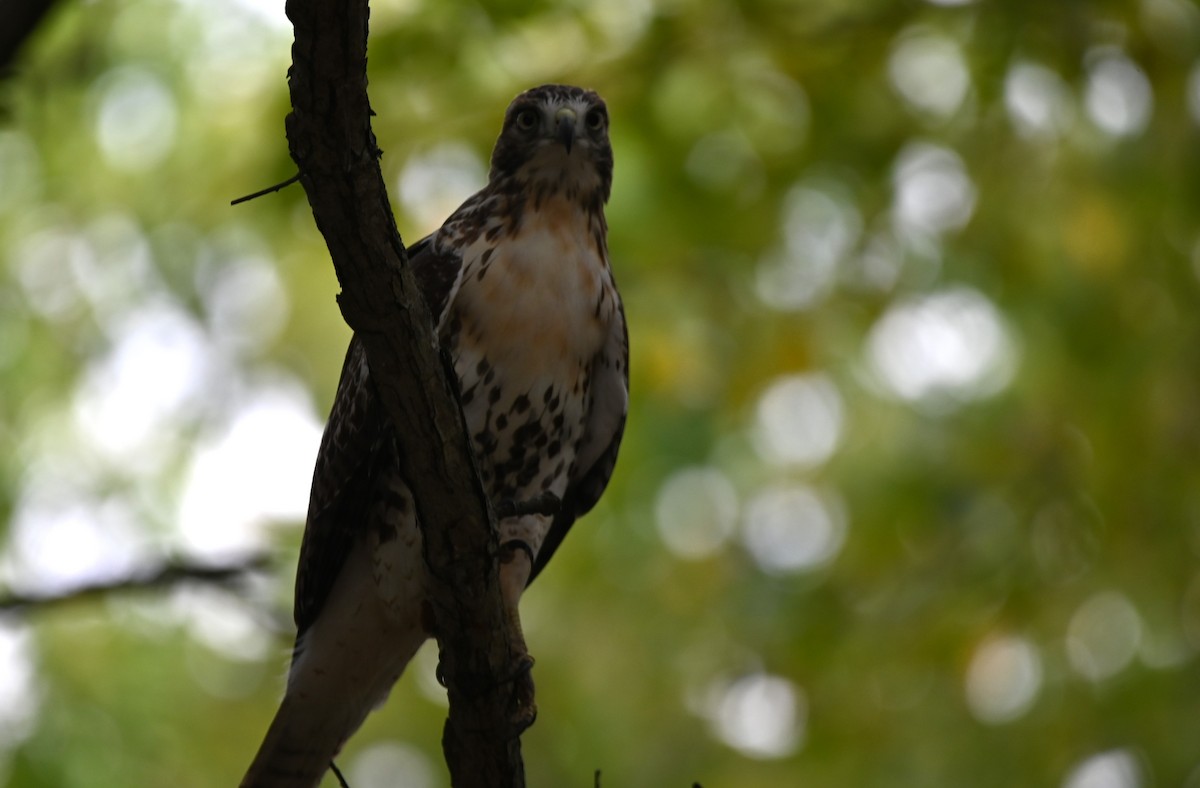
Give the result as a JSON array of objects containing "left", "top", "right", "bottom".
[
  {"left": 0, "top": 555, "right": 272, "bottom": 616},
  {"left": 282, "top": 0, "right": 527, "bottom": 786},
  {"left": 0, "top": 0, "right": 61, "bottom": 76}
]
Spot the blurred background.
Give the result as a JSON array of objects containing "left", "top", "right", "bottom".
[{"left": 2, "top": 0, "right": 1199, "bottom": 785}]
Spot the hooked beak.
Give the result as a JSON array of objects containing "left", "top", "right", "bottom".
[{"left": 555, "top": 107, "right": 577, "bottom": 154}]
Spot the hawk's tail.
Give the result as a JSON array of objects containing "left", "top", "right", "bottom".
[
  {"left": 240, "top": 617, "right": 429, "bottom": 788},
  {"left": 240, "top": 585, "right": 430, "bottom": 787},
  {"left": 241, "top": 521, "right": 432, "bottom": 787},
  {"left": 239, "top": 691, "right": 346, "bottom": 788}
]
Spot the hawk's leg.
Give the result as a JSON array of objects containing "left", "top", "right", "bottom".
[
  {"left": 494, "top": 491, "right": 561, "bottom": 520},
  {"left": 498, "top": 538, "right": 538, "bottom": 732},
  {"left": 428, "top": 538, "right": 538, "bottom": 733}
]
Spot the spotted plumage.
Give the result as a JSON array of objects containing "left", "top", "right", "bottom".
[{"left": 241, "top": 85, "right": 627, "bottom": 788}]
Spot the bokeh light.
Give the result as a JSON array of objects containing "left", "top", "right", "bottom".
[
  {"left": 397, "top": 143, "right": 488, "bottom": 237},
  {"left": 654, "top": 466, "right": 739, "bottom": 560},
  {"left": 0, "top": 623, "right": 40, "bottom": 748},
  {"left": 704, "top": 673, "right": 806, "bottom": 759},
  {"left": 73, "top": 303, "right": 212, "bottom": 466},
  {"left": 8, "top": 492, "right": 149, "bottom": 595},
  {"left": 92, "top": 67, "right": 179, "bottom": 172},
  {"left": 1063, "top": 749, "right": 1143, "bottom": 788},
  {"left": 1066, "top": 591, "right": 1143, "bottom": 683},
  {"left": 756, "top": 182, "right": 861, "bottom": 311},
  {"left": 13, "top": 226, "right": 93, "bottom": 320},
  {"left": 1005, "top": 61, "right": 1075, "bottom": 139},
  {"left": 177, "top": 382, "right": 323, "bottom": 558},
  {"left": 741, "top": 484, "right": 846, "bottom": 574},
  {"left": 889, "top": 28, "right": 971, "bottom": 120},
  {"left": 867, "top": 287, "right": 1016, "bottom": 407},
  {"left": 200, "top": 252, "right": 289, "bottom": 355},
  {"left": 349, "top": 741, "right": 437, "bottom": 788},
  {"left": 1084, "top": 51, "right": 1153, "bottom": 138},
  {"left": 752, "top": 373, "right": 844, "bottom": 467},
  {"left": 891, "top": 143, "right": 977, "bottom": 239},
  {"left": 963, "top": 633, "right": 1043, "bottom": 724},
  {"left": 182, "top": 0, "right": 288, "bottom": 104},
  {"left": 226, "top": 0, "right": 290, "bottom": 29}
]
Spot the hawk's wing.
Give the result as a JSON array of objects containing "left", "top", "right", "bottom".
[
  {"left": 293, "top": 233, "right": 462, "bottom": 635},
  {"left": 408, "top": 233, "right": 467, "bottom": 327},
  {"left": 530, "top": 297, "right": 629, "bottom": 583},
  {"left": 294, "top": 334, "right": 384, "bottom": 634}
]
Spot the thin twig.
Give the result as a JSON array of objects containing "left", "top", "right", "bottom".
[
  {"left": 330, "top": 760, "right": 350, "bottom": 787},
  {"left": 230, "top": 173, "right": 302, "bottom": 206},
  {"left": 0, "top": 555, "right": 272, "bottom": 615}
]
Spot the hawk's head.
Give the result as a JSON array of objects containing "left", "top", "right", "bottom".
[{"left": 489, "top": 84, "right": 613, "bottom": 205}]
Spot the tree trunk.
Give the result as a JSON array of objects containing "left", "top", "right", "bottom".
[{"left": 283, "top": 0, "right": 529, "bottom": 784}]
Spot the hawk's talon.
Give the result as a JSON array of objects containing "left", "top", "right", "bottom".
[
  {"left": 435, "top": 660, "right": 448, "bottom": 689},
  {"left": 508, "top": 653, "right": 538, "bottom": 734},
  {"left": 512, "top": 699, "right": 538, "bottom": 734},
  {"left": 510, "top": 651, "right": 535, "bottom": 679}
]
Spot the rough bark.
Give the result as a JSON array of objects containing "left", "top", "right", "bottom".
[{"left": 283, "top": 0, "right": 528, "bottom": 786}]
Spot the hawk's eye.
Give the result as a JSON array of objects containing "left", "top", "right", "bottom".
[
  {"left": 514, "top": 108, "right": 539, "bottom": 132},
  {"left": 585, "top": 108, "right": 605, "bottom": 131}
]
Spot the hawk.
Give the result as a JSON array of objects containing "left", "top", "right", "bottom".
[{"left": 241, "top": 84, "right": 628, "bottom": 787}]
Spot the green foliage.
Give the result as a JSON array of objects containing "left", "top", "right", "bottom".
[{"left": 2, "top": 0, "right": 1199, "bottom": 786}]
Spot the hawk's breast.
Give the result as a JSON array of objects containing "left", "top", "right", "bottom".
[
  {"left": 463, "top": 199, "right": 609, "bottom": 372},
  {"left": 445, "top": 195, "right": 615, "bottom": 504}
]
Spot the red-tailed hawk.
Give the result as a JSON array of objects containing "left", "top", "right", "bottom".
[{"left": 241, "top": 84, "right": 628, "bottom": 787}]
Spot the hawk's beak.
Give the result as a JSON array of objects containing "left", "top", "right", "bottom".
[{"left": 555, "top": 107, "right": 577, "bottom": 154}]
